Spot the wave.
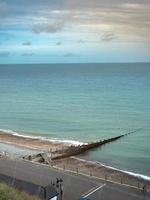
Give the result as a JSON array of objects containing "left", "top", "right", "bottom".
[
  {"left": 73, "top": 157, "right": 150, "bottom": 182},
  {"left": 0, "top": 129, "right": 86, "bottom": 146}
]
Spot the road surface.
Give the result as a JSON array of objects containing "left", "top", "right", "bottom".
[{"left": 0, "top": 157, "right": 149, "bottom": 200}]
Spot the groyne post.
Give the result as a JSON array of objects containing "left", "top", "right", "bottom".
[
  {"left": 105, "top": 174, "right": 107, "bottom": 181},
  {"left": 121, "top": 177, "right": 123, "bottom": 184},
  {"left": 76, "top": 167, "right": 79, "bottom": 174},
  {"left": 90, "top": 169, "right": 92, "bottom": 176}
]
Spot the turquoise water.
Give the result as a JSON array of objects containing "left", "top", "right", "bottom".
[{"left": 0, "top": 63, "right": 150, "bottom": 176}]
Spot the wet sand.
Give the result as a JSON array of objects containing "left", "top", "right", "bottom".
[{"left": 0, "top": 131, "right": 67, "bottom": 151}]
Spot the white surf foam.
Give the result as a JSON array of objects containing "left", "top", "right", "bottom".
[
  {"left": 0, "top": 129, "right": 85, "bottom": 146},
  {"left": 100, "top": 162, "right": 150, "bottom": 182},
  {"left": 73, "top": 157, "right": 150, "bottom": 182}
]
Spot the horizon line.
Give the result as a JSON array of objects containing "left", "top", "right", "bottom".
[{"left": 0, "top": 62, "right": 150, "bottom": 65}]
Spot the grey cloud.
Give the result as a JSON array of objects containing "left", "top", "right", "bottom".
[
  {"left": 0, "top": 1, "right": 55, "bottom": 18},
  {"left": 21, "top": 53, "right": 34, "bottom": 57},
  {"left": 0, "top": 51, "right": 10, "bottom": 57},
  {"left": 0, "top": 0, "right": 150, "bottom": 43},
  {"left": 0, "top": 1, "right": 9, "bottom": 18},
  {"left": 22, "top": 42, "right": 32, "bottom": 46},
  {"left": 64, "top": 0, "right": 150, "bottom": 10},
  {"left": 101, "top": 32, "right": 116, "bottom": 42},
  {"left": 1, "top": 0, "right": 150, "bottom": 18},
  {"left": 32, "top": 20, "right": 65, "bottom": 33},
  {"left": 77, "top": 39, "right": 85, "bottom": 43},
  {"left": 64, "top": 53, "right": 78, "bottom": 57},
  {"left": 56, "top": 41, "right": 62, "bottom": 45}
]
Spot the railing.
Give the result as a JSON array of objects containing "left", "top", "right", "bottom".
[{"left": 50, "top": 160, "right": 150, "bottom": 191}]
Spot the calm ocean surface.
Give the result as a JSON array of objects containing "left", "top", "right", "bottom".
[{"left": 0, "top": 63, "right": 150, "bottom": 176}]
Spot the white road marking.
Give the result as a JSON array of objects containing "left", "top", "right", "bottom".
[{"left": 83, "top": 183, "right": 106, "bottom": 198}]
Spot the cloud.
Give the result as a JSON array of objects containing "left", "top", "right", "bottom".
[
  {"left": 21, "top": 53, "right": 34, "bottom": 57},
  {"left": 120, "top": 3, "right": 146, "bottom": 9},
  {"left": 65, "top": 0, "right": 150, "bottom": 8},
  {"left": 0, "top": 0, "right": 150, "bottom": 45},
  {"left": 32, "top": 20, "right": 65, "bottom": 34},
  {"left": 0, "top": 51, "right": 10, "bottom": 57},
  {"left": 64, "top": 53, "right": 78, "bottom": 57},
  {"left": 22, "top": 42, "right": 32, "bottom": 46},
  {"left": 101, "top": 32, "right": 116, "bottom": 42},
  {"left": 0, "top": 1, "right": 9, "bottom": 18},
  {"left": 77, "top": 39, "right": 85, "bottom": 43},
  {"left": 56, "top": 41, "right": 62, "bottom": 45}
]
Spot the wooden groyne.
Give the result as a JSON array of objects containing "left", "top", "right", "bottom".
[
  {"left": 24, "top": 128, "right": 142, "bottom": 162},
  {"left": 52, "top": 134, "right": 126, "bottom": 160},
  {"left": 52, "top": 127, "right": 145, "bottom": 160}
]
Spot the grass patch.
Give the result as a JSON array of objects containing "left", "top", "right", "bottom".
[{"left": 0, "top": 182, "right": 38, "bottom": 200}]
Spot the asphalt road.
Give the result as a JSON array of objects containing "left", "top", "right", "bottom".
[{"left": 0, "top": 157, "right": 149, "bottom": 200}]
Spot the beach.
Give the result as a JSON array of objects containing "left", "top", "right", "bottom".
[
  {"left": 0, "top": 130, "right": 150, "bottom": 191},
  {"left": 0, "top": 130, "right": 67, "bottom": 151}
]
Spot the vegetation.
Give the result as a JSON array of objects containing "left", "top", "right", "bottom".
[{"left": 0, "top": 182, "right": 38, "bottom": 200}]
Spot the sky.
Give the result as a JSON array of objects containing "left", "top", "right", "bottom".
[{"left": 0, "top": 0, "right": 150, "bottom": 64}]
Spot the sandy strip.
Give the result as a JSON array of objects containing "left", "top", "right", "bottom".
[{"left": 0, "top": 131, "right": 67, "bottom": 151}]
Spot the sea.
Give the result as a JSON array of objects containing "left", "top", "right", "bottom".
[{"left": 0, "top": 63, "right": 150, "bottom": 178}]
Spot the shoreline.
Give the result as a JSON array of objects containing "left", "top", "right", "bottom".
[
  {"left": 73, "top": 157, "right": 150, "bottom": 182},
  {"left": 0, "top": 130, "right": 150, "bottom": 186},
  {"left": 0, "top": 129, "right": 85, "bottom": 149},
  {"left": 0, "top": 130, "right": 70, "bottom": 151},
  {"left": 50, "top": 156, "right": 150, "bottom": 188}
]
